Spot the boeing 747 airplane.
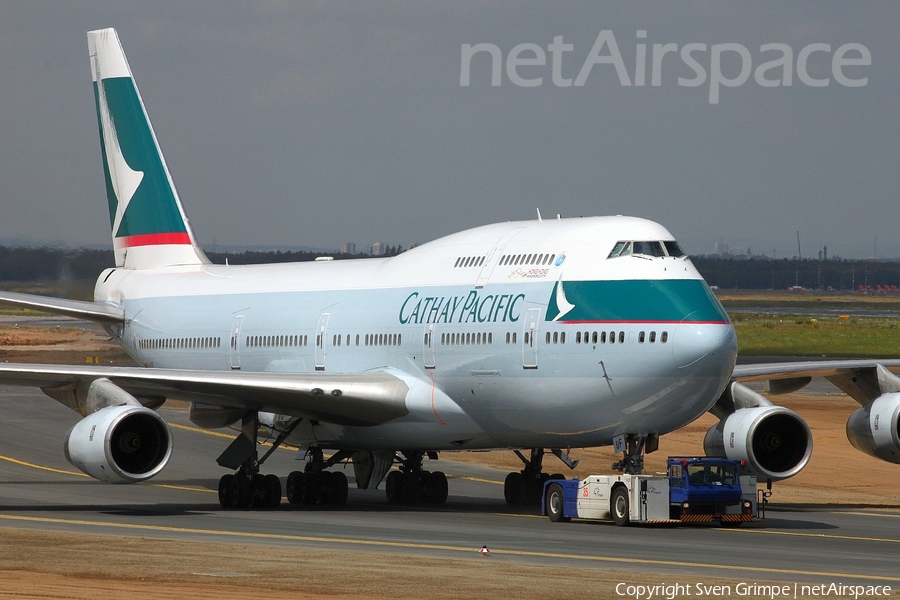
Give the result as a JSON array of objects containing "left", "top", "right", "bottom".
[{"left": 1, "top": 29, "right": 899, "bottom": 510}]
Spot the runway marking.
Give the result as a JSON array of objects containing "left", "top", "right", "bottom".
[
  {"left": 0, "top": 513, "right": 896, "bottom": 583},
  {"left": 0, "top": 454, "right": 214, "bottom": 494},
  {"left": 0, "top": 454, "right": 87, "bottom": 478},
  {"left": 835, "top": 510, "right": 900, "bottom": 519},
  {"left": 720, "top": 527, "right": 900, "bottom": 544}
]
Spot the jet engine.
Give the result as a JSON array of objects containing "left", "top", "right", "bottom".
[
  {"left": 64, "top": 404, "right": 173, "bottom": 483},
  {"left": 846, "top": 393, "right": 900, "bottom": 464},
  {"left": 704, "top": 405, "right": 812, "bottom": 481}
]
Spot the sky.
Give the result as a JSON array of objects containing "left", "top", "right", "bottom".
[{"left": 0, "top": 2, "right": 897, "bottom": 258}]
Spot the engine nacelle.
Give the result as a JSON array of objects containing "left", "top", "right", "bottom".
[
  {"left": 846, "top": 393, "right": 900, "bottom": 464},
  {"left": 64, "top": 405, "right": 173, "bottom": 484},
  {"left": 704, "top": 405, "right": 812, "bottom": 481}
]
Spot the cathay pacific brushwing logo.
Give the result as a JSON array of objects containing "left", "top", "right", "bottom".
[
  {"left": 95, "top": 62, "right": 144, "bottom": 239},
  {"left": 551, "top": 275, "right": 575, "bottom": 321}
]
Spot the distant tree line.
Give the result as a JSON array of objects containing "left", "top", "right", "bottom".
[
  {"left": 0, "top": 245, "right": 404, "bottom": 281},
  {"left": 693, "top": 256, "right": 900, "bottom": 291}
]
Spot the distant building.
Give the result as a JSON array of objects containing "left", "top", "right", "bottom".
[
  {"left": 341, "top": 242, "right": 356, "bottom": 255},
  {"left": 715, "top": 242, "right": 729, "bottom": 255},
  {"left": 371, "top": 241, "right": 385, "bottom": 256}
]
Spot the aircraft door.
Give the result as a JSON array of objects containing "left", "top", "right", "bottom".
[
  {"left": 424, "top": 323, "right": 436, "bottom": 369},
  {"left": 315, "top": 313, "right": 329, "bottom": 371},
  {"left": 229, "top": 315, "right": 244, "bottom": 370},
  {"left": 522, "top": 308, "right": 540, "bottom": 369}
]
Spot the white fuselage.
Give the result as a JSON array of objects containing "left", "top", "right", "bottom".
[{"left": 97, "top": 216, "right": 738, "bottom": 452}]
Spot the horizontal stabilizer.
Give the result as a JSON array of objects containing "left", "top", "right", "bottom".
[{"left": 0, "top": 291, "right": 123, "bottom": 324}]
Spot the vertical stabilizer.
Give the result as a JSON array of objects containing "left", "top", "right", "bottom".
[{"left": 88, "top": 28, "right": 207, "bottom": 269}]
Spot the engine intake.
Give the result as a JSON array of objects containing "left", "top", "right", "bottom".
[
  {"left": 64, "top": 404, "right": 173, "bottom": 483},
  {"left": 704, "top": 405, "right": 812, "bottom": 481},
  {"left": 846, "top": 393, "right": 900, "bottom": 464}
]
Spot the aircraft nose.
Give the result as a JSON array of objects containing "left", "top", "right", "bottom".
[{"left": 672, "top": 321, "right": 737, "bottom": 369}]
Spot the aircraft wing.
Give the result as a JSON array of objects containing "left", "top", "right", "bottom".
[
  {"left": 732, "top": 359, "right": 900, "bottom": 404},
  {"left": 0, "top": 363, "right": 409, "bottom": 426},
  {"left": 0, "top": 291, "right": 123, "bottom": 324}
]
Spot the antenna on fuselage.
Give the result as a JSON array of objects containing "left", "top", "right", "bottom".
[{"left": 536, "top": 208, "right": 542, "bottom": 222}]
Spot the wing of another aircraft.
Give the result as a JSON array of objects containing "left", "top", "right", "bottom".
[
  {"left": 0, "top": 363, "right": 409, "bottom": 426},
  {"left": 733, "top": 359, "right": 900, "bottom": 404},
  {"left": 0, "top": 291, "right": 123, "bottom": 324}
]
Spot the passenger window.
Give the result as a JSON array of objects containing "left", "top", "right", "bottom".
[
  {"left": 576, "top": 332, "right": 581, "bottom": 344},
  {"left": 560, "top": 332, "right": 565, "bottom": 344},
  {"left": 512, "top": 332, "right": 517, "bottom": 344},
  {"left": 619, "top": 331, "right": 625, "bottom": 344},
  {"left": 600, "top": 332, "right": 606, "bottom": 343},
  {"left": 546, "top": 332, "right": 551, "bottom": 344},
  {"left": 553, "top": 332, "right": 559, "bottom": 344},
  {"left": 661, "top": 331, "right": 668, "bottom": 343},
  {"left": 609, "top": 331, "right": 615, "bottom": 344},
  {"left": 639, "top": 331, "right": 645, "bottom": 343},
  {"left": 592, "top": 332, "right": 598, "bottom": 344},
  {"left": 650, "top": 331, "right": 656, "bottom": 343}
]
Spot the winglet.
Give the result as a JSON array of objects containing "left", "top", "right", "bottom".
[{"left": 88, "top": 28, "right": 208, "bottom": 270}]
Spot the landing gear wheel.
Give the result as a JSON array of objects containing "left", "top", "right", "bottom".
[
  {"left": 329, "top": 471, "right": 349, "bottom": 505},
  {"left": 264, "top": 474, "right": 282, "bottom": 508},
  {"left": 611, "top": 486, "right": 630, "bottom": 527},
  {"left": 218, "top": 474, "right": 234, "bottom": 508},
  {"left": 286, "top": 471, "right": 304, "bottom": 504},
  {"left": 429, "top": 471, "right": 448, "bottom": 504},
  {"left": 230, "top": 475, "right": 251, "bottom": 509},
  {"left": 545, "top": 483, "right": 569, "bottom": 522},
  {"left": 250, "top": 474, "right": 268, "bottom": 508},
  {"left": 504, "top": 472, "right": 525, "bottom": 506},
  {"left": 385, "top": 471, "right": 404, "bottom": 504}
]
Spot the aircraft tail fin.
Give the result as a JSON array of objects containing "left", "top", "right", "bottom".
[{"left": 87, "top": 28, "right": 208, "bottom": 270}]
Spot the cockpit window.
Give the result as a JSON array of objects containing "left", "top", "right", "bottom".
[
  {"left": 664, "top": 241, "right": 686, "bottom": 257},
  {"left": 632, "top": 241, "right": 665, "bottom": 257},
  {"left": 609, "top": 239, "right": 686, "bottom": 259},
  {"left": 608, "top": 241, "right": 630, "bottom": 258}
]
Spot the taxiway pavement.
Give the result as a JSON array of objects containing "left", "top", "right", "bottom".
[{"left": 0, "top": 385, "right": 897, "bottom": 586}]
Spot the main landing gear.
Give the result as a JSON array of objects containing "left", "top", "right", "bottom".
[
  {"left": 385, "top": 451, "right": 448, "bottom": 505},
  {"left": 504, "top": 448, "right": 577, "bottom": 506},
  {"left": 217, "top": 412, "right": 290, "bottom": 509},
  {"left": 285, "top": 447, "right": 352, "bottom": 506}
]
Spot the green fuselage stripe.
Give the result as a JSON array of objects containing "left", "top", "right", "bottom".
[{"left": 547, "top": 279, "right": 729, "bottom": 323}]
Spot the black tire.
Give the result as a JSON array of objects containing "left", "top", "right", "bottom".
[
  {"left": 545, "top": 483, "right": 570, "bottom": 522},
  {"left": 302, "top": 472, "right": 321, "bottom": 505},
  {"left": 250, "top": 474, "right": 267, "bottom": 508},
  {"left": 430, "top": 471, "right": 449, "bottom": 505},
  {"left": 230, "top": 475, "right": 251, "bottom": 509},
  {"left": 319, "top": 471, "right": 336, "bottom": 504},
  {"left": 504, "top": 472, "right": 525, "bottom": 506},
  {"left": 403, "top": 472, "right": 422, "bottom": 503},
  {"left": 385, "top": 471, "right": 404, "bottom": 504},
  {"left": 265, "top": 474, "right": 282, "bottom": 508},
  {"left": 218, "top": 474, "right": 234, "bottom": 508},
  {"left": 286, "top": 471, "right": 304, "bottom": 504},
  {"left": 611, "top": 486, "right": 630, "bottom": 526},
  {"left": 330, "top": 471, "right": 349, "bottom": 505}
]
